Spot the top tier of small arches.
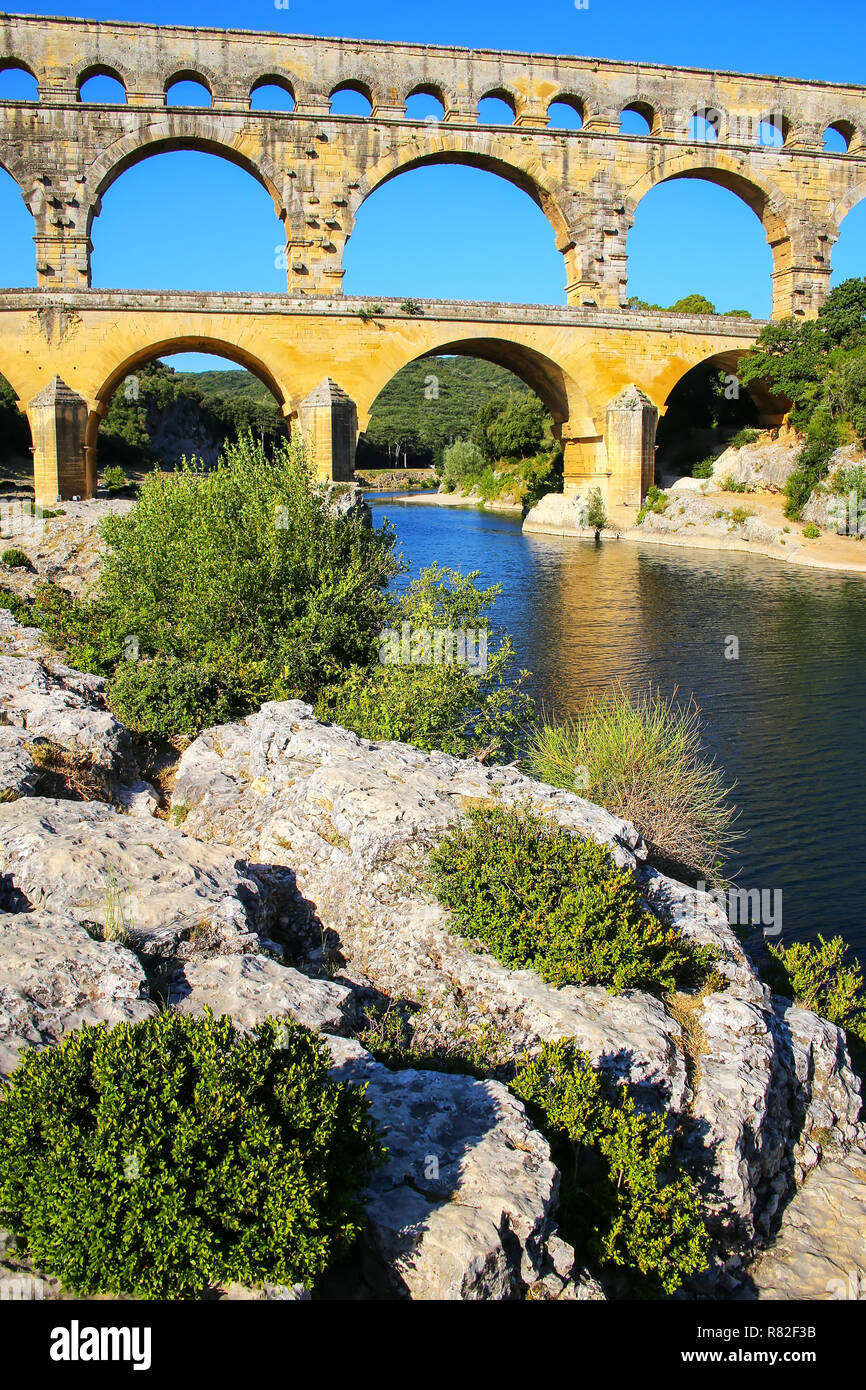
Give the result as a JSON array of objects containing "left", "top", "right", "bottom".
[{"left": 0, "top": 54, "right": 863, "bottom": 153}]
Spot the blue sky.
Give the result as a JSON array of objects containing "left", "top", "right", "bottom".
[{"left": 1, "top": 0, "right": 864, "bottom": 372}]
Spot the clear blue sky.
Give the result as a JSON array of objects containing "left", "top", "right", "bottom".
[{"left": 1, "top": 0, "right": 864, "bottom": 371}]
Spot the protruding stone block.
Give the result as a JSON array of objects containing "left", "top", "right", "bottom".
[
  {"left": 27, "top": 376, "right": 90, "bottom": 506},
  {"left": 604, "top": 384, "right": 658, "bottom": 507},
  {"left": 295, "top": 378, "right": 358, "bottom": 482}
]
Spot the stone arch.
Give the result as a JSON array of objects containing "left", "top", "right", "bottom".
[
  {"left": 84, "top": 335, "right": 289, "bottom": 458},
  {"left": 546, "top": 92, "right": 585, "bottom": 126},
  {"left": 620, "top": 98, "right": 659, "bottom": 135},
  {"left": 625, "top": 154, "right": 797, "bottom": 317},
  {"left": 76, "top": 62, "right": 130, "bottom": 98},
  {"left": 84, "top": 123, "right": 287, "bottom": 237},
  {"left": 477, "top": 86, "right": 519, "bottom": 122},
  {"left": 0, "top": 55, "right": 39, "bottom": 92},
  {"left": 163, "top": 69, "right": 216, "bottom": 103},
  {"left": 329, "top": 77, "right": 376, "bottom": 110},
  {"left": 821, "top": 115, "right": 863, "bottom": 154},
  {"left": 652, "top": 347, "right": 788, "bottom": 428},
  {"left": 250, "top": 73, "right": 295, "bottom": 106},
  {"left": 346, "top": 137, "right": 577, "bottom": 282},
  {"left": 405, "top": 81, "right": 450, "bottom": 110}
]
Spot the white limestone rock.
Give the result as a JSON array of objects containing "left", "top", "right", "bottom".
[
  {"left": 0, "top": 797, "right": 267, "bottom": 958},
  {"left": 0, "top": 908, "right": 155, "bottom": 1076},
  {"left": 168, "top": 952, "right": 356, "bottom": 1034}
]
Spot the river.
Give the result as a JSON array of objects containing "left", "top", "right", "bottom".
[{"left": 368, "top": 493, "right": 866, "bottom": 953}]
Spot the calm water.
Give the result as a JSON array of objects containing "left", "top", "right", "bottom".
[{"left": 369, "top": 494, "right": 866, "bottom": 951}]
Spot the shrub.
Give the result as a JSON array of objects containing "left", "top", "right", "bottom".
[
  {"left": 0, "top": 1010, "right": 384, "bottom": 1299},
  {"left": 783, "top": 408, "right": 844, "bottom": 520},
  {"left": 511, "top": 1041, "right": 709, "bottom": 1294},
  {"left": 802, "top": 522, "right": 821, "bottom": 538},
  {"left": 728, "top": 427, "right": 760, "bottom": 449},
  {"left": 29, "top": 582, "right": 123, "bottom": 677},
  {"left": 526, "top": 684, "right": 737, "bottom": 879},
  {"left": 720, "top": 476, "right": 750, "bottom": 493},
  {"left": 108, "top": 656, "right": 240, "bottom": 738},
  {"left": 428, "top": 803, "right": 716, "bottom": 994},
  {"left": 585, "top": 487, "right": 608, "bottom": 529},
  {"left": 103, "top": 465, "right": 130, "bottom": 492},
  {"left": 92, "top": 436, "right": 401, "bottom": 714},
  {"left": 765, "top": 935, "right": 866, "bottom": 1048},
  {"left": 730, "top": 505, "right": 754, "bottom": 526},
  {"left": 441, "top": 437, "right": 486, "bottom": 492},
  {"left": 691, "top": 457, "right": 716, "bottom": 479},
  {"left": 0, "top": 584, "right": 31, "bottom": 625},
  {"left": 636, "top": 485, "right": 667, "bottom": 525},
  {"left": 1, "top": 547, "right": 32, "bottom": 570},
  {"left": 473, "top": 392, "right": 548, "bottom": 463},
  {"left": 319, "top": 563, "right": 534, "bottom": 761}
]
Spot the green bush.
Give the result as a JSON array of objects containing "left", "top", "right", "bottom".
[
  {"left": 783, "top": 409, "right": 844, "bottom": 520},
  {"left": 802, "top": 522, "right": 821, "bottom": 538},
  {"left": 585, "top": 486, "right": 608, "bottom": 529},
  {"left": 319, "top": 563, "right": 534, "bottom": 761},
  {"left": 728, "top": 427, "right": 760, "bottom": 449},
  {"left": 29, "top": 583, "right": 123, "bottom": 677},
  {"left": 103, "top": 464, "right": 130, "bottom": 492},
  {"left": 636, "top": 485, "right": 668, "bottom": 525},
  {"left": 720, "top": 476, "right": 750, "bottom": 493},
  {"left": 428, "top": 803, "right": 716, "bottom": 994},
  {"left": 108, "top": 657, "right": 240, "bottom": 738},
  {"left": 691, "top": 457, "right": 715, "bottom": 479},
  {"left": 0, "top": 547, "right": 32, "bottom": 570},
  {"left": 441, "top": 437, "right": 486, "bottom": 493},
  {"left": 91, "top": 436, "right": 401, "bottom": 716},
  {"left": 526, "top": 684, "right": 737, "bottom": 880},
  {"left": 0, "top": 1010, "right": 384, "bottom": 1299},
  {"left": 730, "top": 505, "right": 754, "bottom": 526},
  {"left": 0, "top": 584, "right": 31, "bottom": 625},
  {"left": 473, "top": 391, "right": 548, "bottom": 462},
  {"left": 511, "top": 1040, "right": 709, "bottom": 1294},
  {"left": 765, "top": 935, "right": 866, "bottom": 1048}
]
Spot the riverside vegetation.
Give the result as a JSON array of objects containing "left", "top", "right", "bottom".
[{"left": 2, "top": 419, "right": 866, "bottom": 1299}]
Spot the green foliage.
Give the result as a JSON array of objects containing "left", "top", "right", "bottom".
[
  {"left": 108, "top": 657, "right": 240, "bottom": 739},
  {"left": 802, "top": 522, "right": 821, "bottom": 538},
  {"left": 399, "top": 299, "right": 423, "bottom": 315},
  {"left": 585, "top": 486, "right": 608, "bottom": 529},
  {"left": 441, "top": 437, "right": 487, "bottom": 492},
  {"left": 29, "top": 583, "right": 123, "bottom": 676},
  {"left": 473, "top": 391, "right": 548, "bottom": 462},
  {"left": 765, "top": 935, "right": 866, "bottom": 1048},
  {"left": 636, "top": 485, "right": 668, "bottom": 524},
  {"left": 728, "top": 427, "right": 760, "bottom": 449},
  {"left": 319, "top": 563, "right": 534, "bottom": 761},
  {"left": 829, "top": 352, "right": 866, "bottom": 444},
  {"left": 729, "top": 505, "right": 754, "bottom": 526},
  {"left": 102, "top": 465, "right": 130, "bottom": 492},
  {"left": 526, "top": 684, "right": 737, "bottom": 879},
  {"left": 357, "top": 303, "right": 384, "bottom": 322},
  {"left": 691, "top": 457, "right": 716, "bottom": 479},
  {"left": 90, "top": 435, "right": 401, "bottom": 719},
  {"left": 428, "top": 803, "right": 716, "bottom": 994},
  {"left": 0, "top": 584, "right": 32, "bottom": 625},
  {"left": 0, "top": 1010, "right": 384, "bottom": 1299},
  {"left": 817, "top": 277, "right": 866, "bottom": 351},
  {"left": 783, "top": 408, "right": 844, "bottom": 520},
  {"left": 1, "top": 548, "right": 32, "bottom": 570},
  {"left": 720, "top": 476, "right": 751, "bottom": 493},
  {"left": 670, "top": 294, "right": 716, "bottom": 315},
  {"left": 359, "top": 356, "right": 532, "bottom": 470},
  {"left": 511, "top": 1040, "right": 709, "bottom": 1294}
]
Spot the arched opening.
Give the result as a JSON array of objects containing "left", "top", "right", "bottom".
[
  {"left": 547, "top": 96, "right": 583, "bottom": 130},
  {"left": 0, "top": 164, "right": 36, "bottom": 288},
  {"left": 78, "top": 69, "right": 127, "bottom": 104},
  {"left": 655, "top": 355, "right": 772, "bottom": 484},
  {"left": 824, "top": 122, "right": 855, "bottom": 153},
  {"left": 0, "top": 61, "right": 38, "bottom": 100},
  {"left": 627, "top": 175, "right": 775, "bottom": 318},
  {"left": 329, "top": 82, "right": 372, "bottom": 117},
  {"left": 0, "top": 372, "right": 33, "bottom": 502},
  {"left": 687, "top": 108, "right": 721, "bottom": 142},
  {"left": 91, "top": 346, "right": 288, "bottom": 487},
  {"left": 165, "top": 75, "right": 212, "bottom": 108},
  {"left": 757, "top": 113, "right": 789, "bottom": 147},
  {"left": 405, "top": 88, "right": 444, "bottom": 122},
  {"left": 620, "top": 103, "right": 654, "bottom": 136},
  {"left": 358, "top": 346, "right": 565, "bottom": 505},
  {"left": 831, "top": 200, "right": 866, "bottom": 286},
  {"left": 250, "top": 77, "right": 295, "bottom": 112},
  {"left": 477, "top": 92, "right": 515, "bottom": 125},
  {"left": 90, "top": 148, "right": 287, "bottom": 292},
  {"left": 343, "top": 163, "right": 565, "bottom": 303}
]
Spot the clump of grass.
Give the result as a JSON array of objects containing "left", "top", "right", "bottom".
[
  {"left": 765, "top": 934, "right": 866, "bottom": 1049},
  {"left": 728, "top": 428, "right": 760, "bottom": 449},
  {"left": 27, "top": 740, "right": 115, "bottom": 804},
  {"left": 691, "top": 457, "right": 715, "bottom": 479},
  {"left": 526, "top": 684, "right": 738, "bottom": 880},
  {"left": 1, "top": 548, "right": 33, "bottom": 570},
  {"left": 803, "top": 522, "right": 821, "bottom": 539}
]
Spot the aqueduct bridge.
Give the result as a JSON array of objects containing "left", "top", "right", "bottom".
[{"left": 1, "top": 14, "right": 864, "bottom": 506}]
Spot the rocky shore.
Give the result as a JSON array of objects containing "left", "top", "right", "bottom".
[{"left": 1, "top": 600, "right": 864, "bottom": 1300}]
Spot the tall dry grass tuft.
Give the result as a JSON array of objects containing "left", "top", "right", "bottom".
[{"left": 526, "top": 683, "right": 738, "bottom": 881}]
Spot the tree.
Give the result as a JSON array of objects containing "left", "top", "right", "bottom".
[
  {"left": 670, "top": 294, "right": 716, "bottom": 315},
  {"left": 473, "top": 391, "right": 547, "bottom": 461},
  {"left": 817, "top": 277, "right": 866, "bottom": 351}
]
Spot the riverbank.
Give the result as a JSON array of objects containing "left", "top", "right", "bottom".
[
  {"left": 524, "top": 487, "right": 866, "bottom": 577},
  {"left": 387, "top": 488, "right": 524, "bottom": 515}
]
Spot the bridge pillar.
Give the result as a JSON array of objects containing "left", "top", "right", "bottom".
[
  {"left": 295, "top": 378, "right": 358, "bottom": 482},
  {"left": 604, "top": 386, "right": 658, "bottom": 508},
  {"left": 27, "top": 376, "right": 91, "bottom": 506},
  {"left": 770, "top": 228, "right": 835, "bottom": 318}
]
